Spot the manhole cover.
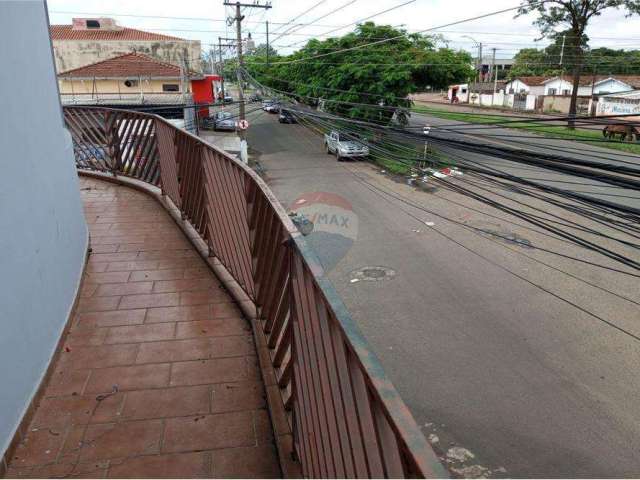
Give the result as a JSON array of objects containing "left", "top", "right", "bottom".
[{"left": 350, "top": 266, "right": 396, "bottom": 282}]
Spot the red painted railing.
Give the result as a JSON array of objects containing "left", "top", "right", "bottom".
[{"left": 63, "top": 106, "right": 446, "bottom": 479}]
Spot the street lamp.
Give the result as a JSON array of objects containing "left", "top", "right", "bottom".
[{"left": 461, "top": 35, "right": 482, "bottom": 81}]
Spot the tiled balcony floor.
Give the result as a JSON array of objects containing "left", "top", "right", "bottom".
[{"left": 5, "top": 177, "right": 280, "bottom": 479}]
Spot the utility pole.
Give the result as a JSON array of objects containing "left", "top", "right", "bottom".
[
  {"left": 266, "top": 21, "right": 269, "bottom": 67},
  {"left": 491, "top": 47, "right": 497, "bottom": 106},
  {"left": 218, "top": 37, "right": 236, "bottom": 102},
  {"left": 224, "top": 1, "right": 271, "bottom": 165}
]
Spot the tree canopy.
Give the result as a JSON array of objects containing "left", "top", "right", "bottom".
[
  {"left": 243, "top": 23, "right": 473, "bottom": 122},
  {"left": 517, "top": 0, "right": 640, "bottom": 123}
]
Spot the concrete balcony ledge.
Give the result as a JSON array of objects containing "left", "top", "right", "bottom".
[{"left": 4, "top": 177, "right": 281, "bottom": 479}]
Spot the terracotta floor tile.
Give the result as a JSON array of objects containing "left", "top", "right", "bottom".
[
  {"left": 210, "top": 302, "right": 242, "bottom": 318},
  {"left": 31, "top": 392, "right": 124, "bottom": 430},
  {"left": 179, "top": 289, "right": 231, "bottom": 306},
  {"left": 90, "top": 244, "right": 119, "bottom": 254},
  {"left": 213, "top": 445, "right": 281, "bottom": 478},
  {"left": 170, "top": 357, "right": 247, "bottom": 386},
  {"left": 129, "top": 269, "right": 186, "bottom": 282},
  {"left": 106, "top": 260, "right": 159, "bottom": 272},
  {"left": 152, "top": 278, "right": 218, "bottom": 293},
  {"left": 136, "top": 250, "right": 196, "bottom": 261},
  {"left": 136, "top": 338, "right": 213, "bottom": 364},
  {"left": 10, "top": 428, "right": 67, "bottom": 467},
  {"left": 6, "top": 179, "right": 277, "bottom": 479},
  {"left": 59, "top": 344, "right": 139, "bottom": 370},
  {"left": 65, "top": 326, "right": 108, "bottom": 346},
  {"left": 106, "top": 451, "right": 210, "bottom": 478},
  {"left": 94, "top": 281, "right": 153, "bottom": 297},
  {"left": 119, "top": 292, "right": 180, "bottom": 310},
  {"left": 145, "top": 305, "right": 211, "bottom": 323},
  {"left": 64, "top": 420, "right": 164, "bottom": 462},
  {"left": 183, "top": 267, "right": 217, "bottom": 280},
  {"left": 210, "top": 335, "right": 255, "bottom": 358},
  {"left": 89, "top": 252, "right": 139, "bottom": 263},
  {"left": 80, "top": 283, "right": 98, "bottom": 298},
  {"left": 120, "top": 385, "right": 210, "bottom": 421},
  {"left": 211, "top": 382, "right": 266, "bottom": 414},
  {"left": 86, "top": 262, "right": 108, "bottom": 273},
  {"left": 104, "top": 323, "right": 175, "bottom": 344},
  {"left": 77, "top": 296, "right": 121, "bottom": 313},
  {"left": 85, "top": 364, "right": 171, "bottom": 393},
  {"left": 44, "top": 368, "right": 91, "bottom": 397},
  {"left": 163, "top": 411, "right": 255, "bottom": 453},
  {"left": 75, "top": 309, "right": 146, "bottom": 328},
  {"left": 157, "top": 257, "right": 203, "bottom": 269},
  {"left": 6, "top": 460, "right": 109, "bottom": 478},
  {"left": 175, "top": 318, "right": 249, "bottom": 339}
]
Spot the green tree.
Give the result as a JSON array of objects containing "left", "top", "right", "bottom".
[
  {"left": 246, "top": 23, "right": 473, "bottom": 123},
  {"left": 518, "top": 0, "right": 640, "bottom": 127}
]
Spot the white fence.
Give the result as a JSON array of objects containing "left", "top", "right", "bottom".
[{"left": 468, "top": 91, "right": 537, "bottom": 111}]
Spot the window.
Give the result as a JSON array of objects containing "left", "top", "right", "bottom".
[
  {"left": 162, "top": 84, "right": 180, "bottom": 92},
  {"left": 562, "top": 89, "right": 570, "bottom": 96},
  {"left": 86, "top": 20, "right": 100, "bottom": 29},
  {"left": 124, "top": 79, "right": 139, "bottom": 88},
  {"left": 461, "top": 88, "right": 467, "bottom": 94},
  {"left": 548, "top": 88, "right": 557, "bottom": 95}
]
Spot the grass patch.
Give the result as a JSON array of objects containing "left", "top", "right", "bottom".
[{"left": 412, "top": 106, "right": 640, "bottom": 155}]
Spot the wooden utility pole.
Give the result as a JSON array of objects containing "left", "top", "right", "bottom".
[
  {"left": 491, "top": 48, "right": 497, "bottom": 105},
  {"left": 266, "top": 21, "right": 269, "bottom": 67},
  {"left": 223, "top": 1, "right": 271, "bottom": 165},
  {"left": 218, "top": 37, "right": 235, "bottom": 101}
]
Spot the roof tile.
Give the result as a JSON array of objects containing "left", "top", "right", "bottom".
[
  {"left": 58, "top": 52, "right": 187, "bottom": 78},
  {"left": 51, "top": 25, "right": 186, "bottom": 42}
]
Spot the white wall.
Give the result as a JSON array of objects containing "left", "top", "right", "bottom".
[
  {"left": 544, "top": 78, "right": 573, "bottom": 95},
  {"left": 593, "top": 78, "right": 634, "bottom": 95},
  {"left": 0, "top": 0, "right": 88, "bottom": 457}
]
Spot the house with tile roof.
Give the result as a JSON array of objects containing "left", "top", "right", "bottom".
[
  {"left": 57, "top": 52, "right": 205, "bottom": 105},
  {"left": 50, "top": 18, "right": 201, "bottom": 74}
]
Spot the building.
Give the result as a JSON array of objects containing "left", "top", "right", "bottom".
[
  {"left": 479, "top": 55, "right": 515, "bottom": 82},
  {"left": 504, "top": 76, "right": 547, "bottom": 95},
  {"left": 50, "top": 17, "right": 201, "bottom": 74},
  {"left": 583, "top": 76, "right": 640, "bottom": 95},
  {"left": 593, "top": 89, "right": 640, "bottom": 118}
]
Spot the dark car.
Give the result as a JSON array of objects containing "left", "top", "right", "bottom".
[
  {"left": 223, "top": 95, "right": 234, "bottom": 104},
  {"left": 278, "top": 109, "right": 297, "bottom": 124}
]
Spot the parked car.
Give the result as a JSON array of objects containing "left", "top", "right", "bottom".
[
  {"left": 249, "top": 93, "right": 262, "bottom": 102},
  {"left": 212, "top": 111, "right": 236, "bottom": 131},
  {"left": 262, "top": 99, "right": 280, "bottom": 113},
  {"left": 324, "top": 130, "right": 369, "bottom": 161},
  {"left": 223, "top": 95, "right": 234, "bottom": 103},
  {"left": 278, "top": 109, "right": 297, "bottom": 124}
]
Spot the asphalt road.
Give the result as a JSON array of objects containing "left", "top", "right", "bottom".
[{"left": 245, "top": 109, "right": 640, "bottom": 478}]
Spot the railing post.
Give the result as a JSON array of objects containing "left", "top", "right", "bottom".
[{"left": 104, "top": 111, "right": 121, "bottom": 175}]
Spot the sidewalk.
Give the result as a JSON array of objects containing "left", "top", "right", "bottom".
[{"left": 5, "top": 177, "right": 280, "bottom": 478}]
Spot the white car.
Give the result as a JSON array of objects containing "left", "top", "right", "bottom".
[{"left": 324, "top": 130, "right": 369, "bottom": 161}]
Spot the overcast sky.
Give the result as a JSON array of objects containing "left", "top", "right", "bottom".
[{"left": 46, "top": 0, "right": 640, "bottom": 59}]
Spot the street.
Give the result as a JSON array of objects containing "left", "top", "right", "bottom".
[{"left": 246, "top": 108, "right": 640, "bottom": 477}]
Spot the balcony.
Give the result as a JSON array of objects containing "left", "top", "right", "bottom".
[{"left": 2, "top": 106, "right": 444, "bottom": 479}]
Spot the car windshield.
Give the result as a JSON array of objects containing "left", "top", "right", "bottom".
[{"left": 217, "top": 112, "right": 232, "bottom": 119}]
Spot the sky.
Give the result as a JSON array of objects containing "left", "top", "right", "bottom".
[{"left": 46, "top": 0, "right": 640, "bottom": 60}]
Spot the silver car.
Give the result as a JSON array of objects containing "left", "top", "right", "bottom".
[{"left": 213, "top": 111, "right": 236, "bottom": 131}]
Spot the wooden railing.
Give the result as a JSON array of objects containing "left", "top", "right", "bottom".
[{"left": 63, "top": 106, "right": 446, "bottom": 479}]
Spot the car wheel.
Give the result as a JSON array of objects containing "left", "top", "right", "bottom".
[{"left": 325, "top": 143, "right": 331, "bottom": 154}]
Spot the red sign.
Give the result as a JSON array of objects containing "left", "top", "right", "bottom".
[{"left": 238, "top": 119, "right": 249, "bottom": 130}]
